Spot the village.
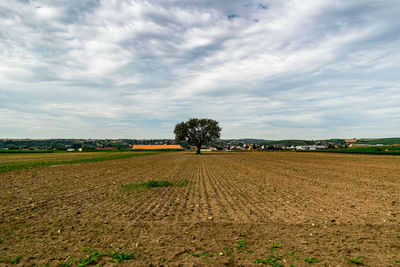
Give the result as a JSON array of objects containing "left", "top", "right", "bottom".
[{"left": 1, "top": 138, "right": 398, "bottom": 152}]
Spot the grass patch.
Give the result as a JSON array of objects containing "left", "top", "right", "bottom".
[
  {"left": 141, "top": 180, "right": 174, "bottom": 188},
  {"left": 0, "top": 152, "right": 158, "bottom": 172},
  {"left": 302, "top": 145, "right": 400, "bottom": 155},
  {"left": 0, "top": 150, "right": 54, "bottom": 154},
  {"left": 121, "top": 180, "right": 173, "bottom": 190},
  {"left": 120, "top": 179, "right": 187, "bottom": 197},
  {"left": 121, "top": 180, "right": 174, "bottom": 190}
]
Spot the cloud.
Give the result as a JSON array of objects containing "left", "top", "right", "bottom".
[{"left": 0, "top": 0, "right": 399, "bottom": 139}]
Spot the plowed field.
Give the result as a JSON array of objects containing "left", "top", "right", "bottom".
[{"left": 0, "top": 152, "right": 399, "bottom": 266}]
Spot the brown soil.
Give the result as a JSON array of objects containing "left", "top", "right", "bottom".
[{"left": 0, "top": 152, "right": 399, "bottom": 266}]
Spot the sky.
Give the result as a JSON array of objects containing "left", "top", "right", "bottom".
[{"left": 0, "top": 0, "right": 399, "bottom": 140}]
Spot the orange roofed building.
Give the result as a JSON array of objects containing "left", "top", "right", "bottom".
[{"left": 132, "top": 145, "right": 183, "bottom": 150}]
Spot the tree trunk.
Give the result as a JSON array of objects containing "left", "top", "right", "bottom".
[{"left": 196, "top": 146, "right": 201, "bottom": 154}]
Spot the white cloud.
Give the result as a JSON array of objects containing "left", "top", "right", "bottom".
[
  {"left": 0, "top": 0, "right": 399, "bottom": 139},
  {"left": 35, "top": 5, "right": 60, "bottom": 20}
]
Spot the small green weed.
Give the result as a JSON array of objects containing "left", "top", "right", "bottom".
[
  {"left": 304, "top": 256, "right": 321, "bottom": 263},
  {"left": 345, "top": 256, "right": 364, "bottom": 265},
  {"left": 272, "top": 242, "right": 281, "bottom": 249},
  {"left": 191, "top": 251, "right": 213, "bottom": 258},
  {"left": 236, "top": 239, "right": 247, "bottom": 250},
  {"left": 254, "top": 254, "right": 284, "bottom": 266},
  {"left": 223, "top": 248, "right": 232, "bottom": 255},
  {"left": 273, "top": 252, "right": 281, "bottom": 261},
  {"left": 57, "top": 257, "right": 74, "bottom": 267},
  {"left": 254, "top": 258, "right": 268, "bottom": 264},
  {"left": 395, "top": 259, "right": 400, "bottom": 263},
  {"left": 77, "top": 251, "right": 104, "bottom": 267},
  {"left": 10, "top": 256, "right": 21, "bottom": 264},
  {"left": 110, "top": 251, "right": 135, "bottom": 263},
  {"left": 0, "top": 237, "right": 4, "bottom": 243},
  {"left": 289, "top": 249, "right": 297, "bottom": 261}
]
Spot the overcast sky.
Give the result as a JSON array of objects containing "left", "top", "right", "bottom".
[{"left": 0, "top": 0, "right": 399, "bottom": 139}]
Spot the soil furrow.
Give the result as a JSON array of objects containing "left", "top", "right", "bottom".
[
  {"left": 1, "top": 152, "right": 399, "bottom": 266},
  {"left": 125, "top": 158, "right": 189, "bottom": 222},
  {"left": 0, "top": 157, "right": 176, "bottom": 219},
  {"left": 203, "top": 158, "right": 251, "bottom": 222},
  {"left": 175, "top": 160, "right": 201, "bottom": 222},
  {"left": 205, "top": 157, "right": 268, "bottom": 222},
  {"left": 192, "top": 160, "right": 206, "bottom": 221},
  {"left": 198, "top": 158, "right": 228, "bottom": 222}
]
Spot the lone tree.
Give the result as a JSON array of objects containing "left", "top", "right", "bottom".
[{"left": 174, "top": 118, "right": 221, "bottom": 154}]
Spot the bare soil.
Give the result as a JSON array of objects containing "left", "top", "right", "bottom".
[{"left": 0, "top": 152, "right": 399, "bottom": 266}]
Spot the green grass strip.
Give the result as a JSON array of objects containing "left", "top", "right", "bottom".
[
  {"left": 0, "top": 150, "right": 54, "bottom": 154},
  {"left": 299, "top": 149, "right": 400, "bottom": 155},
  {"left": 0, "top": 152, "right": 159, "bottom": 172}
]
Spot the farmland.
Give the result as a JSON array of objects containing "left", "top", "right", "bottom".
[
  {"left": 0, "top": 152, "right": 399, "bottom": 266},
  {"left": 0, "top": 151, "right": 159, "bottom": 172}
]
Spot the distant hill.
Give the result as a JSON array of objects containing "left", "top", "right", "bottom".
[
  {"left": 265, "top": 139, "right": 314, "bottom": 146},
  {"left": 358, "top": 138, "right": 400, "bottom": 145},
  {"left": 222, "top": 139, "right": 273, "bottom": 144}
]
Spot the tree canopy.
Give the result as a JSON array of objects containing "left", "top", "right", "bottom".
[{"left": 174, "top": 118, "right": 221, "bottom": 154}]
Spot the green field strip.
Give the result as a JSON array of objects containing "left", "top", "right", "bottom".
[
  {"left": 0, "top": 152, "right": 159, "bottom": 172},
  {"left": 299, "top": 149, "right": 400, "bottom": 155}
]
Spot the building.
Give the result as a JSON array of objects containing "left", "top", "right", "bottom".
[
  {"left": 344, "top": 138, "right": 359, "bottom": 146},
  {"left": 132, "top": 145, "right": 183, "bottom": 150}
]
